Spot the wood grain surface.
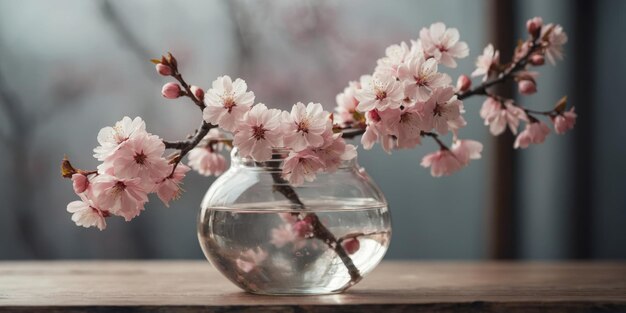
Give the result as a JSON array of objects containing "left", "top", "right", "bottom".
[{"left": 1, "top": 261, "right": 625, "bottom": 312}]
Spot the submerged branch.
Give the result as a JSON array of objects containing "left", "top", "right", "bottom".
[{"left": 264, "top": 157, "right": 363, "bottom": 284}]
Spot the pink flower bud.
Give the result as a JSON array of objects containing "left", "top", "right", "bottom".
[
  {"left": 518, "top": 80, "right": 537, "bottom": 95},
  {"left": 342, "top": 238, "right": 360, "bottom": 255},
  {"left": 71, "top": 173, "right": 89, "bottom": 194},
  {"left": 155, "top": 63, "right": 172, "bottom": 76},
  {"left": 526, "top": 17, "right": 543, "bottom": 38},
  {"left": 456, "top": 75, "right": 471, "bottom": 92},
  {"left": 161, "top": 82, "right": 181, "bottom": 99},
  {"left": 190, "top": 85, "right": 204, "bottom": 101},
  {"left": 530, "top": 54, "right": 545, "bottom": 66}
]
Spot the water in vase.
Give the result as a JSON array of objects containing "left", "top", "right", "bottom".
[{"left": 198, "top": 198, "right": 391, "bottom": 295}]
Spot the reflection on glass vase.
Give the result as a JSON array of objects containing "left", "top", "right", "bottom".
[{"left": 197, "top": 148, "right": 391, "bottom": 295}]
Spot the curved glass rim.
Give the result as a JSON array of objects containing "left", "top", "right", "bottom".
[{"left": 230, "top": 148, "right": 358, "bottom": 170}]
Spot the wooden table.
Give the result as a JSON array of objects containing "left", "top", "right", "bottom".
[{"left": 1, "top": 261, "right": 625, "bottom": 312}]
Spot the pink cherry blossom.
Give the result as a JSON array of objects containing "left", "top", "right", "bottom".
[
  {"left": 472, "top": 44, "right": 499, "bottom": 81},
  {"left": 156, "top": 164, "right": 190, "bottom": 207},
  {"left": 420, "top": 149, "right": 462, "bottom": 177},
  {"left": 553, "top": 107, "right": 577, "bottom": 134},
  {"left": 282, "top": 149, "right": 325, "bottom": 186},
  {"left": 480, "top": 97, "right": 528, "bottom": 135},
  {"left": 375, "top": 41, "right": 411, "bottom": 77},
  {"left": 426, "top": 87, "right": 464, "bottom": 134},
  {"left": 91, "top": 175, "right": 148, "bottom": 222},
  {"left": 93, "top": 116, "right": 146, "bottom": 161},
  {"left": 451, "top": 139, "right": 483, "bottom": 165},
  {"left": 541, "top": 24, "right": 568, "bottom": 65},
  {"left": 342, "top": 238, "right": 360, "bottom": 255},
  {"left": 398, "top": 55, "right": 451, "bottom": 101},
  {"left": 283, "top": 102, "right": 329, "bottom": 152},
  {"left": 66, "top": 197, "right": 108, "bottom": 231},
  {"left": 313, "top": 132, "right": 357, "bottom": 172},
  {"left": 187, "top": 147, "right": 227, "bottom": 176},
  {"left": 514, "top": 121, "right": 551, "bottom": 149},
  {"left": 419, "top": 22, "right": 469, "bottom": 68},
  {"left": 235, "top": 248, "right": 268, "bottom": 273},
  {"left": 202, "top": 76, "right": 255, "bottom": 131},
  {"left": 335, "top": 81, "right": 361, "bottom": 127},
  {"left": 355, "top": 73, "right": 404, "bottom": 112},
  {"left": 409, "top": 39, "right": 426, "bottom": 58},
  {"left": 105, "top": 132, "right": 170, "bottom": 190},
  {"left": 361, "top": 122, "right": 381, "bottom": 151},
  {"left": 386, "top": 104, "right": 433, "bottom": 149},
  {"left": 71, "top": 173, "right": 89, "bottom": 194},
  {"left": 360, "top": 109, "right": 397, "bottom": 153},
  {"left": 233, "top": 103, "right": 283, "bottom": 162}
]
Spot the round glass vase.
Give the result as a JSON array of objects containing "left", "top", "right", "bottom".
[{"left": 198, "top": 148, "right": 391, "bottom": 295}]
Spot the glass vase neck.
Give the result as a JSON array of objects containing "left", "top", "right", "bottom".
[{"left": 230, "top": 148, "right": 357, "bottom": 170}]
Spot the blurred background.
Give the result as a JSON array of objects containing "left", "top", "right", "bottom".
[{"left": 0, "top": 0, "right": 624, "bottom": 260}]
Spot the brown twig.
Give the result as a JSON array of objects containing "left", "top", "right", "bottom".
[
  {"left": 487, "top": 93, "right": 556, "bottom": 119},
  {"left": 171, "top": 71, "right": 206, "bottom": 111},
  {"left": 340, "top": 127, "right": 366, "bottom": 139},
  {"left": 421, "top": 131, "right": 449, "bottom": 150},
  {"left": 163, "top": 121, "right": 216, "bottom": 176}
]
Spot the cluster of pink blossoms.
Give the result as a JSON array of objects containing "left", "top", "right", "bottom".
[
  {"left": 197, "top": 75, "right": 357, "bottom": 186},
  {"left": 66, "top": 117, "right": 190, "bottom": 230},
  {"left": 63, "top": 17, "right": 575, "bottom": 231},
  {"left": 334, "top": 22, "right": 482, "bottom": 176}
]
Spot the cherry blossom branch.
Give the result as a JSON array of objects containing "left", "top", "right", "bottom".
[
  {"left": 336, "top": 37, "right": 542, "bottom": 141},
  {"left": 338, "top": 127, "right": 449, "bottom": 151},
  {"left": 457, "top": 39, "right": 542, "bottom": 100},
  {"left": 153, "top": 53, "right": 206, "bottom": 111},
  {"left": 60, "top": 19, "right": 573, "bottom": 281}
]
